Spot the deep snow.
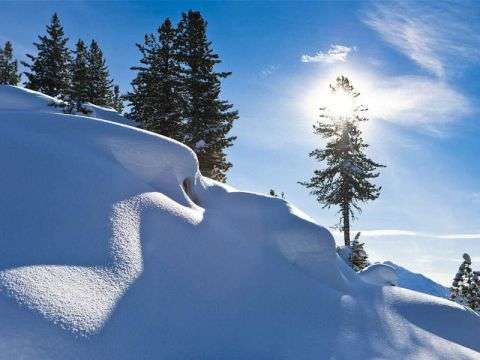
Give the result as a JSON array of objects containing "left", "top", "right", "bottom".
[{"left": 0, "top": 85, "right": 479, "bottom": 359}]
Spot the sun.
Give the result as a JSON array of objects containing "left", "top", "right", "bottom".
[
  {"left": 323, "top": 89, "right": 356, "bottom": 121},
  {"left": 300, "top": 68, "right": 381, "bottom": 136}
]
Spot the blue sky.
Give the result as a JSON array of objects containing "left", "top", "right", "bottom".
[{"left": 1, "top": 1, "right": 479, "bottom": 285}]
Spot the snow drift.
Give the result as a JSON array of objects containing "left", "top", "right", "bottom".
[
  {"left": 383, "top": 261, "right": 450, "bottom": 298},
  {"left": 0, "top": 85, "right": 479, "bottom": 359}
]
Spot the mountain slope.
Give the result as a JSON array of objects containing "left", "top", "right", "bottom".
[{"left": 0, "top": 86, "right": 478, "bottom": 359}]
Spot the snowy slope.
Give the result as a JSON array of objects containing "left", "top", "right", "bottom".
[
  {"left": 0, "top": 85, "right": 479, "bottom": 359},
  {"left": 384, "top": 261, "right": 450, "bottom": 298},
  {"left": 0, "top": 85, "right": 134, "bottom": 126}
]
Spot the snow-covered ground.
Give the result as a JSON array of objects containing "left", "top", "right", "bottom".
[
  {"left": 0, "top": 85, "right": 479, "bottom": 359},
  {"left": 383, "top": 261, "right": 450, "bottom": 298}
]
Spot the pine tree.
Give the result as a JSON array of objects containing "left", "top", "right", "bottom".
[
  {"left": 111, "top": 85, "right": 124, "bottom": 113},
  {"left": 86, "top": 40, "right": 114, "bottom": 106},
  {"left": 64, "top": 39, "right": 90, "bottom": 114},
  {"left": 22, "top": 13, "right": 71, "bottom": 97},
  {"left": 451, "top": 253, "right": 480, "bottom": 311},
  {"left": 0, "top": 41, "right": 20, "bottom": 85},
  {"left": 177, "top": 10, "right": 238, "bottom": 182},
  {"left": 299, "top": 76, "right": 385, "bottom": 246},
  {"left": 126, "top": 18, "right": 184, "bottom": 140},
  {"left": 350, "top": 232, "right": 369, "bottom": 271}
]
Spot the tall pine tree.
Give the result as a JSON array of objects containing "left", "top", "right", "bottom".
[
  {"left": 64, "top": 39, "right": 90, "bottom": 114},
  {"left": 127, "top": 18, "right": 184, "bottom": 140},
  {"left": 22, "top": 13, "right": 71, "bottom": 97},
  {"left": 177, "top": 11, "right": 238, "bottom": 182},
  {"left": 299, "top": 76, "right": 384, "bottom": 246},
  {"left": 0, "top": 41, "right": 20, "bottom": 85},
  {"left": 86, "top": 40, "right": 114, "bottom": 106}
]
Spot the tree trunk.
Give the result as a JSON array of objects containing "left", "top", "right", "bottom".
[{"left": 342, "top": 203, "right": 351, "bottom": 247}]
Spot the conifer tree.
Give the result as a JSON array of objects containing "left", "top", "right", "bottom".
[
  {"left": 127, "top": 18, "right": 184, "bottom": 141},
  {"left": 64, "top": 39, "right": 90, "bottom": 114},
  {"left": 111, "top": 85, "right": 124, "bottom": 113},
  {"left": 177, "top": 10, "right": 238, "bottom": 182},
  {"left": 451, "top": 253, "right": 480, "bottom": 311},
  {"left": 299, "top": 76, "right": 384, "bottom": 246},
  {"left": 86, "top": 40, "right": 114, "bottom": 106},
  {"left": 350, "top": 232, "right": 369, "bottom": 271},
  {"left": 22, "top": 13, "right": 71, "bottom": 97},
  {"left": 0, "top": 41, "right": 20, "bottom": 85}
]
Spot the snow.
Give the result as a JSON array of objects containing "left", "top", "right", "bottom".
[
  {"left": 0, "top": 85, "right": 479, "bottom": 359},
  {"left": 359, "top": 263, "right": 399, "bottom": 286},
  {"left": 0, "top": 85, "right": 134, "bottom": 126},
  {"left": 384, "top": 261, "right": 450, "bottom": 298}
]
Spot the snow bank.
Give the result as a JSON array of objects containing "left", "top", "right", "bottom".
[
  {"left": 383, "top": 261, "right": 450, "bottom": 298},
  {"left": 0, "top": 86, "right": 479, "bottom": 359},
  {"left": 359, "top": 263, "right": 399, "bottom": 286},
  {"left": 0, "top": 85, "right": 134, "bottom": 126}
]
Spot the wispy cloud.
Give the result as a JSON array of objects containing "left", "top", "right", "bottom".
[
  {"left": 260, "top": 64, "right": 279, "bottom": 78},
  {"left": 365, "top": 75, "right": 471, "bottom": 126},
  {"left": 331, "top": 228, "right": 480, "bottom": 244},
  {"left": 363, "top": 1, "right": 480, "bottom": 78},
  {"left": 355, "top": 229, "right": 480, "bottom": 240},
  {"left": 301, "top": 44, "right": 353, "bottom": 64}
]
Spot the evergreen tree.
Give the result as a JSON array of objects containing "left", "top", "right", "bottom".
[
  {"left": 126, "top": 18, "right": 184, "bottom": 140},
  {"left": 22, "top": 13, "right": 71, "bottom": 97},
  {"left": 86, "top": 40, "right": 114, "bottom": 106},
  {"left": 350, "top": 232, "right": 369, "bottom": 271},
  {"left": 451, "top": 253, "right": 480, "bottom": 311},
  {"left": 177, "top": 10, "right": 238, "bottom": 182},
  {"left": 299, "top": 76, "right": 384, "bottom": 246},
  {"left": 64, "top": 39, "right": 90, "bottom": 114},
  {"left": 111, "top": 85, "right": 124, "bottom": 113},
  {"left": 0, "top": 41, "right": 20, "bottom": 85}
]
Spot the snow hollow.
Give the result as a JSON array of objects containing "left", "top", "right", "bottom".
[{"left": 0, "top": 85, "right": 479, "bottom": 359}]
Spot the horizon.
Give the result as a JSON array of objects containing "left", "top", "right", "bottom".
[{"left": 1, "top": 1, "right": 479, "bottom": 285}]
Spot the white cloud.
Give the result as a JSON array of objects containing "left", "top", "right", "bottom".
[
  {"left": 363, "top": 1, "right": 480, "bottom": 78},
  {"left": 301, "top": 45, "right": 353, "bottom": 64}
]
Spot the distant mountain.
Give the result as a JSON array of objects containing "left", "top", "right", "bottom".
[{"left": 383, "top": 261, "right": 450, "bottom": 298}]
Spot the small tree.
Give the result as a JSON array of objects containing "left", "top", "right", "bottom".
[
  {"left": 451, "top": 253, "right": 480, "bottom": 311},
  {"left": 350, "top": 232, "right": 369, "bottom": 271},
  {"left": 111, "top": 85, "right": 124, "bottom": 113},
  {"left": 22, "top": 13, "right": 71, "bottom": 97},
  {"left": 299, "top": 76, "right": 385, "bottom": 246},
  {"left": 0, "top": 41, "right": 20, "bottom": 85},
  {"left": 269, "top": 189, "right": 286, "bottom": 199}
]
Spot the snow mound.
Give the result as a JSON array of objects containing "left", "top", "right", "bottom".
[
  {"left": 0, "top": 85, "right": 62, "bottom": 111},
  {"left": 359, "top": 263, "right": 399, "bottom": 286},
  {"left": 0, "top": 85, "right": 479, "bottom": 359},
  {"left": 384, "top": 261, "right": 450, "bottom": 298}
]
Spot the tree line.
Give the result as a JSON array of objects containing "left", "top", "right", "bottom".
[{"left": 0, "top": 11, "right": 238, "bottom": 182}]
